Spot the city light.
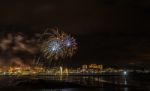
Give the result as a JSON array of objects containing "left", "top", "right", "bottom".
[
  {"left": 0, "top": 64, "right": 148, "bottom": 76},
  {"left": 123, "top": 71, "right": 127, "bottom": 76}
]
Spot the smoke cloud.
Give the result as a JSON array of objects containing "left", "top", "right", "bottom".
[{"left": 0, "top": 32, "right": 40, "bottom": 67}]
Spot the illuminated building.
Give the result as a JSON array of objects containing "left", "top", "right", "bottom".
[
  {"left": 89, "top": 64, "right": 103, "bottom": 70},
  {"left": 82, "top": 65, "right": 88, "bottom": 69},
  {"left": 82, "top": 64, "right": 103, "bottom": 70}
]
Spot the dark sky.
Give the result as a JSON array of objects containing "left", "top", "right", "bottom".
[{"left": 0, "top": 0, "right": 150, "bottom": 68}]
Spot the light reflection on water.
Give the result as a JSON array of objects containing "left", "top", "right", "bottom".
[
  {"left": 34, "top": 75, "right": 128, "bottom": 86},
  {"left": 0, "top": 74, "right": 149, "bottom": 91},
  {"left": 34, "top": 88, "right": 131, "bottom": 91},
  {"left": 0, "top": 88, "right": 144, "bottom": 91}
]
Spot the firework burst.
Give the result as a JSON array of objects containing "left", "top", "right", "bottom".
[
  {"left": 41, "top": 28, "right": 77, "bottom": 61},
  {"left": 63, "top": 35, "right": 78, "bottom": 57},
  {"left": 41, "top": 39, "right": 64, "bottom": 60}
]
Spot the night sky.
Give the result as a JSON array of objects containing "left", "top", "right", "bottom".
[{"left": 0, "top": 0, "right": 150, "bottom": 69}]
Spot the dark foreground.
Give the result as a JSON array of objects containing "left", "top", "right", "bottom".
[
  {"left": 0, "top": 73, "right": 149, "bottom": 91},
  {"left": 0, "top": 79, "right": 148, "bottom": 91}
]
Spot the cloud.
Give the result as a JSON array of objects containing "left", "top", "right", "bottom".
[{"left": 0, "top": 32, "right": 40, "bottom": 66}]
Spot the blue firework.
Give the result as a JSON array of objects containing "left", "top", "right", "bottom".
[
  {"left": 48, "top": 40, "right": 62, "bottom": 53},
  {"left": 62, "top": 35, "right": 77, "bottom": 57},
  {"left": 41, "top": 38, "right": 64, "bottom": 60},
  {"left": 63, "top": 36, "right": 74, "bottom": 47}
]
